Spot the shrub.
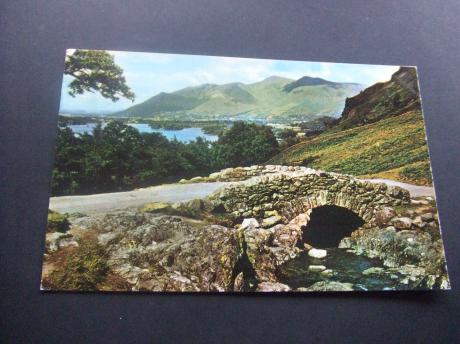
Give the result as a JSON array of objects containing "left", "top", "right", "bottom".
[
  {"left": 47, "top": 210, "right": 70, "bottom": 232},
  {"left": 47, "top": 240, "right": 109, "bottom": 291},
  {"left": 400, "top": 162, "right": 432, "bottom": 185}
]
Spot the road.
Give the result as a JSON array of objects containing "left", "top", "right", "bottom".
[
  {"left": 359, "top": 178, "right": 435, "bottom": 198},
  {"left": 49, "top": 182, "right": 233, "bottom": 214},
  {"left": 49, "top": 178, "right": 434, "bottom": 214}
]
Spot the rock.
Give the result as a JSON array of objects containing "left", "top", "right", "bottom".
[
  {"left": 362, "top": 267, "right": 385, "bottom": 275},
  {"left": 45, "top": 232, "right": 78, "bottom": 252},
  {"left": 264, "top": 210, "right": 279, "bottom": 217},
  {"left": 190, "top": 176, "right": 204, "bottom": 182},
  {"left": 306, "top": 281, "right": 354, "bottom": 292},
  {"left": 321, "top": 269, "right": 336, "bottom": 277},
  {"left": 412, "top": 216, "right": 426, "bottom": 228},
  {"left": 375, "top": 207, "right": 396, "bottom": 226},
  {"left": 97, "top": 232, "right": 119, "bottom": 246},
  {"left": 240, "top": 218, "right": 259, "bottom": 230},
  {"left": 257, "top": 282, "right": 291, "bottom": 292},
  {"left": 233, "top": 272, "right": 244, "bottom": 292},
  {"left": 289, "top": 213, "right": 310, "bottom": 227},
  {"left": 142, "top": 202, "right": 171, "bottom": 214},
  {"left": 308, "top": 265, "right": 326, "bottom": 272},
  {"left": 308, "top": 248, "right": 327, "bottom": 259},
  {"left": 392, "top": 217, "right": 412, "bottom": 230},
  {"left": 303, "top": 242, "right": 313, "bottom": 250},
  {"left": 421, "top": 213, "right": 434, "bottom": 222},
  {"left": 296, "top": 287, "right": 309, "bottom": 292},
  {"left": 411, "top": 199, "right": 429, "bottom": 205},
  {"left": 96, "top": 213, "right": 240, "bottom": 292},
  {"left": 209, "top": 172, "right": 221, "bottom": 179},
  {"left": 261, "top": 215, "right": 283, "bottom": 228}
]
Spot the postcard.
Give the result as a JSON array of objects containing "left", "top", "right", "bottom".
[{"left": 41, "top": 49, "right": 450, "bottom": 292}]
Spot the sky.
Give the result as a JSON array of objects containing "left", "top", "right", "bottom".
[{"left": 59, "top": 49, "right": 400, "bottom": 114}]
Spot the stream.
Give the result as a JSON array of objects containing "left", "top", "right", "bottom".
[{"left": 278, "top": 248, "right": 414, "bottom": 291}]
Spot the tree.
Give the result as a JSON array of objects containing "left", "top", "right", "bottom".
[
  {"left": 212, "top": 122, "right": 279, "bottom": 168},
  {"left": 278, "top": 128, "right": 298, "bottom": 149},
  {"left": 64, "top": 49, "right": 135, "bottom": 102}
]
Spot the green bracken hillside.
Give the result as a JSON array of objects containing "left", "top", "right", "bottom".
[{"left": 267, "top": 111, "right": 432, "bottom": 185}]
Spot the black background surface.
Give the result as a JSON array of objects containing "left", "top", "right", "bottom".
[{"left": 1, "top": 1, "right": 460, "bottom": 343}]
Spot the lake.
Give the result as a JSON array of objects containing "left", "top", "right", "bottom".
[{"left": 68, "top": 123, "right": 218, "bottom": 143}]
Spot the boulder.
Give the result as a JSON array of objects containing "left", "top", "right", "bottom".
[
  {"left": 362, "top": 267, "right": 385, "bottom": 275},
  {"left": 308, "top": 265, "right": 326, "bottom": 272},
  {"left": 375, "top": 207, "right": 396, "bottom": 226},
  {"left": 240, "top": 218, "right": 259, "bottom": 230},
  {"left": 421, "top": 213, "right": 434, "bottom": 222},
  {"left": 261, "top": 215, "right": 283, "bottom": 228},
  {"left": 412, "top": 216, "right": 426, "bottom": 228},
  {"left": 257, "top": 281, "right": 291, "bottom": 292},
  {"left": 306, "top": 281, "right": 354, "bottom": 292},
  {"left": 392, "top": 217, "right": 413, "bottom": 230},
  {"left": 308, "top": 248, "right": 327, "bottom": 259}
]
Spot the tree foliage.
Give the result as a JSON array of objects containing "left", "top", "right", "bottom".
[
  {"left": 64, "top": 50, "right": 135, "bottom": 102},
  {"left": 52, "top": 121, "right": 280, "bottom": 196},
  {"left": 212, "top": 122, "right": 279, "bottom": 168}
]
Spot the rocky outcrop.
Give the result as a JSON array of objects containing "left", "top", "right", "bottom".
[
  {"left": 71, "top": 212, "right": 241, "bottom": 292},
  {"left": 336, "top": 67, "right": 421, "bottom": 130},
  {"left": 339, "top": 196, "right": 449, "bottom": 289}
]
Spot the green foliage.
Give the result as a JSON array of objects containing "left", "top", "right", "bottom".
[
  {"left": 52, "top": 121, "right": 280, "bottom": 195},
  {"left": 212, "top": 122, "right": 279, "bottom": 168},
  {"left": 269, "top": 111, "right": 432, "bottom": 185},
  {"left": 47, "top": 211, "right": 70, "bottom": 232},
  {"left": 278, "top": 129, "right": 298, "bottom": 149},
  {"left": 65, "top": 49, "right": 135, "bottom": 102},
  {"left": 400, "top": 162, "right": 433, "bottom": 184},
  {"left": 48, "top": 240, "right": 109, "bottom": 291},
  {"left": 52, "top": 121, "right": 214, "bottom": 195}
]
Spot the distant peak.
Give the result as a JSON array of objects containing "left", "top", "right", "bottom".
[{"left": 283, "top": 75, "right": 338, "bottom": 92}]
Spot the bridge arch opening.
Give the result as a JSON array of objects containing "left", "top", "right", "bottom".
[{"left": 300, "top": 205, "right": 365, "bottom": 248}]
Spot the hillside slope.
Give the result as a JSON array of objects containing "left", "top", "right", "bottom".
[
  {"left": 114, "top": 75, "right": 364, "bottom": 122},
  {"left": 268, "top": 67, "right": 431, "bottom": 185},
  {"left": 267, "top": 111, "right": 432, "bottom": 185}
]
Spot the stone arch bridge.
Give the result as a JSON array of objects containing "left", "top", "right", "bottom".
[{"left": 207, "top": 166, "right": 410, "bottom": 228}]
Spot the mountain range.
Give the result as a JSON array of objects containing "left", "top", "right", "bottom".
[{"left": 113, "top": 76, "right": 365, "bottom": 122}]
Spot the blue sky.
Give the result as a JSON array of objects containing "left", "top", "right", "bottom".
[{"left": 60, "top": 49, "right": 400, "bottom": 113}]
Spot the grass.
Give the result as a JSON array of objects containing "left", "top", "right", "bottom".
[
  {"left": 45, "top": 239, "right": 109, "bottom": 291},
  {"left": 47, "top": 210, "right": 70, "bottom": 232},
  {"left": 268, "top": 111, "right": 432, "bottom": 185}
]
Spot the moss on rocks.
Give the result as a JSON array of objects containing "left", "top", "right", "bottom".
[{"left": 47, "top": 210, "right": 70, "bottom": 233}]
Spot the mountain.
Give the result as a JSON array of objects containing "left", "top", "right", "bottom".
[
  {"left": 334, "top": 67, "right": 421, "bottom": 130},
  {"left": 113, "top": 75, "right": 365, "bottom": 122},
  {"left": 113, "top": 92, "right": 205, "bottom": 117},
  {"left": 268, "top": 67, "right": 431, "bottom": 185},
  {"left": 283, "top": 76, "right": 346, "bottom": 92}
]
